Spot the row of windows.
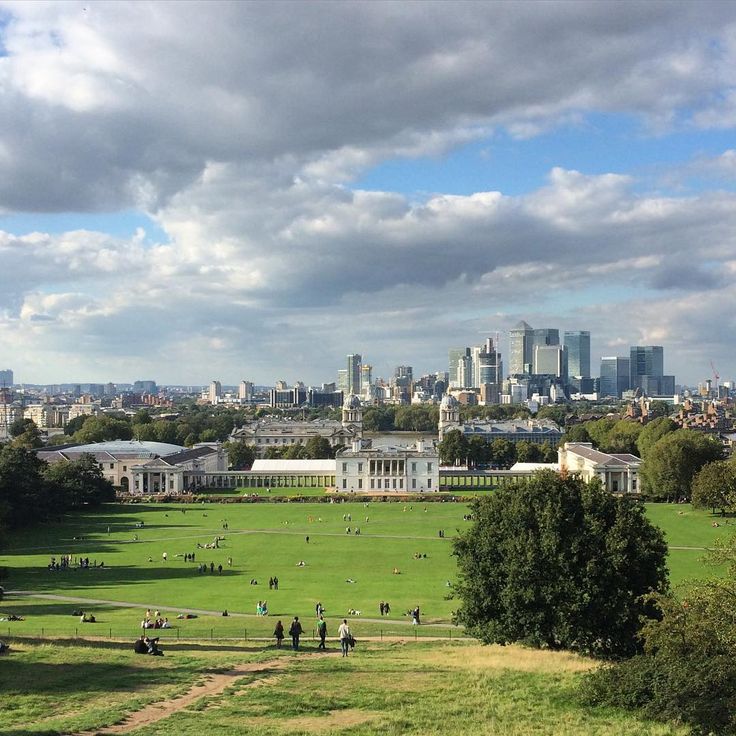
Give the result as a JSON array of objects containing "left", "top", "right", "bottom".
[
  {"left": 341, "top": 461, "right": 433, "bottom": 474},
  {"left": 340, "top": 477, "right": 434, "bottom": 490}
]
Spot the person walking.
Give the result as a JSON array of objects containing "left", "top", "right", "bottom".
[
  {"left": 317, "top": 615, "right": 327, "bottom": 650},
  {"left": 289, "top": 616, "right": 303, "bottom": 650},
  {"left": 273, "top": 620, "right": 284, "bottom": 648},
  {"left": 338, "top": 619, "right": 351, "bottom": 657}
]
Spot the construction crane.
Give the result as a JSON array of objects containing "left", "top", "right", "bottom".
[{"left": 710, "top": 360, "right": 720, "bottom": 386}]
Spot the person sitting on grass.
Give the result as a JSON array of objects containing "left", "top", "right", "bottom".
[
  {"left": 134, "top": 635, "right": 148, "bottom": 654},
  {"left": 145, "top": 636, "right": 163, "bottom": 656}
]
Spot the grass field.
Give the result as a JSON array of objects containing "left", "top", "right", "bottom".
[
  {"left": 0, "top": 501, "right": 732, "bottom": 642},
  {"left": 0, "top": 638, "right": 688, "bottom": 736}
]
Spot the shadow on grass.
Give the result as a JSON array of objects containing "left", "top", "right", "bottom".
[{"left": 1, "top": 565, "right": 245, "bottom": 593}]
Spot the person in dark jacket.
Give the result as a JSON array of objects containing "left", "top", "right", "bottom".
[
  {"left": 133, "top": 635, "right": 148, "bottom": 654},
  {"left": 273, "top": 620, "right": 285, "bottom": 648},
  {"left": 289, "top": 616, "right": 303, "bottom": 650},
  {"left": 317, "top": 615, "right": 327, "bottom": 650}
]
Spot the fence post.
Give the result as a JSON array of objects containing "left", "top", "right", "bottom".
[
  {"left": 414, "top": 628, "right": 417, "bottom": 641},
  {"left": 380, "top": 629, "right": 383, "bottom": 641},
  {"left": 109, "top": 628, "right": 112, "bottom": 639},
  {"left": 177, "top": 628, "right": 180, "bottom": 640},
  {"left": 75, "top": 627, "right": 78, "bottom": 638},
  {"left": 449, "top": 628, "right": 452, "bottom": 640},
  {"left": 41, "top": 627, "right": 44, "bottom": 637},
  {"left": 211, "top": 628, "right": 214, "bottom": 640}
]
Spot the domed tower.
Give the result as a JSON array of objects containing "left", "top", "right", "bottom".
[
  {"left": 342, "top": 393, "right": 363, "bottom": 437},
  {"left": 438, "top": 394, "right": 460, "bottom": 440}
]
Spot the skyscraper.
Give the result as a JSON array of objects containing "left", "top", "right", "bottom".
[
  {"left": 0, "top": 369, "right": 13, "bottom": 387},
  {"left": 508, "top": 321, "right": 534, "bottom": 375},
  {"left": 564, "top": 331, "right": 591, "bottom": 378},
  {"left": 209, "top": 380, "right": 222, "bottom": 404},
  {"left": 448, "top": 347, "right": 471, "bottom": 388},
  {"left": 346, "top": 354, "right": 362, "bottom": 395},
  {"left": 534, "top": 344, "right": 568, "bottom": 378},
  {"left": 629, "top": 346, "right": 674, "bottom": 395},
  {"left": 600, "top": 357, "right": 630, "bottom": 398}
]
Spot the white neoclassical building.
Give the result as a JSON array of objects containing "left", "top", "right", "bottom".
[
  {"left": 335, "top": 439, "right": 439, "bottom": 493},
  {"left": 558, "top": 442, "right": 641, "bottom": 494}
]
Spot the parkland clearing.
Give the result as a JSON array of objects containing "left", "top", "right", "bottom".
[{"left": 0, "top": 494, "right": 730, "bottom": 736}]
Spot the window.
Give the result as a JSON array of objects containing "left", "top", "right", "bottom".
[
  {"left": 123, "top": 465, "right": 127, "bottom": 471},
  {"left": 411, "top": 462, "right": 417, "bottom": 472},
  {"left": 358, "top": 479, "right": 363, "bottom": 489},
  {"left": 427, "top": 478, "right": 432, "bottom": 489},
  {"left": 357, "top": 462, "right": 363, "bottom": 472},
  {"left": 427, "top": 463, "right": 433, "bottom": 472},
  {"left": 342, "top": 479, "right": 347, "bottom": 489},
  {"left": 370, "top": 479, "right": 375, "bottom": 489},
  {"left": 110, "top": 463, "right": 114, "bottom": 469},
  {"left": 342, "top": 462, "right": 348, "bottom": 472},
  {"left": 392, "top": 478, "right": 396, "bottom": 489},
  {"left": 169, "top": 480, "right": 174, "bottom": 489},
  {"left": 384, "top": 479, "right": 390, "bottom": 489},
  {"left": 412, "top": 478, "right": 416, "bottom": 489},
  {"left": 399, "top": 479, "right": 403, "bottom": 489}
]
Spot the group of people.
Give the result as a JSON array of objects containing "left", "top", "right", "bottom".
[
  {"left": 256, "top": 600, "right": 269, "bottom": 616},
  {"left": 379, "top": 601, "right": 392, "bottom": 616},
  {"left": 141, "top": 609, "right": 171, "bottom": 629},
  {"left": 271, "top": 615, "right": 354, "bottom": 656},
  {"left": 268, "top": 576, "right": 280, "bottom": 589},
  {"left": 197, "top": 562, "right": 222, "bottom": 574},
  {"left": 48, "top": 555, "right": 103, "bottom": 571}
]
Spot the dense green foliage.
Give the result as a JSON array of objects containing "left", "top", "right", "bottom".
[
  {"left": 583, "top": 535, "right": 736, "bottom": 735},
  {"left": 453, "top": 471, "right": 669, "bottom": 657},
  {"left": 640, "top": 429, "right": 723, "bottom": 501},
  {"left": 437, "top": 429, "right": 556, "bottom": 467},
  {"left": 691, "top": 460, "right": 736, "bottom": 515},
  {"left": 0, "top": 447, "right": 114, "bottom": 535}
]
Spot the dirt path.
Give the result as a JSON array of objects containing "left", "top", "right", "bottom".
[{"left": 74, "top": 658, "right": 292, "bottom": 735}]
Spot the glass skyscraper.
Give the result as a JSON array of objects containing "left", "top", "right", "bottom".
[{"left": 564, "top": 331, "right": 591, "bottom": 378}]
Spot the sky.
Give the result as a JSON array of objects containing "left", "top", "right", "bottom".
[{"left": 1, "top": 1, "right": 736, "bottom": 387}]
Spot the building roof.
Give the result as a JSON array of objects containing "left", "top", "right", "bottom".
[
  {"left": 38, "top": 440, "right": 185, "bottom": 461},
  {"left": 564, "top": 443, "right": 641, "bottom": 467},
  {"left": 509, "top": 462, "right": 559, "bottom": 472},
  {"left": 461, "top": 420, "right": 562, "bottom": 436},
  {"left": 159, "top": 446, "right": 219, "bottom": 466},
  {"left": 251, "top": 459, "right": 337, "bottom": 473}
]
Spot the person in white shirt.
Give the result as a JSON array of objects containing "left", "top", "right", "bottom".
[{"left": 338, "top": 619, "right": 351, "bottom": 657}]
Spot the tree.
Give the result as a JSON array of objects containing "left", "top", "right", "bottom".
[
  {"left": 0, "top": 445, "right": 53, "bottom": 528},
  {"left": 640, "top": 429, "right": 723, "bottom": 502},
  {"left": 11, "top": 422, "right": 43, "bottom": 449},
  {"left": 585, "top": 417, "right": 617, "bottom": 450},
  {"left": 224, "top": 440, "right": 256, "bottom": 470},
  {"left": 536, "top": 404, "right": 568, "bottom": 426},
  {"left": 304, "top": 435, "right": 334, "bottom": 459},
  {"left": 636, "top": 417, "right": 677, "bottom": 458},
  {"left": 467, "top": 436, "right": 491, "bottom": 468},
  {"left": 691, "top": 461, "right": 736, "bottom": 516},
  {"left": 437, "top": 429, "right": 469, "bottom": 466},
  {"left": 560, "top": 424, "right": 591, "bottom": 446},
  {"left": 515, "top": 440, "right": 543, "bottom": 463},
  {"left": 44, "top": 453, "right": 115, "bottom": 507},
  {"left": 283, "top": 442, "right": 309, "bottom": 459},
  {"left": 9, "top": 418, "right": 35, "bottom": 438},
  {"left": 72, "top": 415, "right": 133, "bottom": 443},
  {"left": 453, "top": 470, "right": 669, "bottom": 658},
  {"left": 601, "top": 420, "right": 643, "bottom": 454},
  {"left": 489, "top": 438, "right": 516, "bottom": 468},
  {"left": 582, "top": 535, "right": 736, "bottom": 735}
]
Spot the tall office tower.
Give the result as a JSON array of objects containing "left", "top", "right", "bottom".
[
  {"left": 629, "top": 345, "right": 674, "bottom": 395},
  {"left": 337, "top": 369, "right": 348, "bottom": 393},
  {"left": 600, "top": 357, "right": 630, "bottom": 398},
  {"left": 448, "top": 347, "right": 471, "bottom": 388},
  {"left": 509, "top": 321, "right": 534, "bottom": 375},
  {"left": 360, "top": 364, "right": 372, "bottom": 394},
  {"left": 346, "top": 354, "right": 362, "bottom": 395},
  {"left": 474, "top": 337, "right": 502, "bottom": 386},
  {"left": 564, "top": 331, "right": 591, "bottom": 378},
  {"left": 534, "top": 344, "right": 568, "bottom": 378},
  {"left": 238, "top": 380, "right": 254, "bottom": 401},
  {"left": 209, "top": 380, "right": 222, "bottom": 404},
  {"left": 0, "top": 369, "right": 14, "bottom": 387}
]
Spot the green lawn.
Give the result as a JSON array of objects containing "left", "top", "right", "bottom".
[
  {"left": 0, "top": 638, "right": 688, "bottom": 736},
  {"left": 1, "top": 501, "right": 732, "bottom": 641}
]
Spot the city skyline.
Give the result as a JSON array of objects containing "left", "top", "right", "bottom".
[{"left": 2, "top": 3, "right": 736, "bottom": 385}]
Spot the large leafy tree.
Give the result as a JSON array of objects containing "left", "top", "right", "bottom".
[
  {"left": 437, "top": 429, "right": 469, "bottom": 466},
  {"left": 640, "top": 429, "right": 723, "bottom": 501},
  {"left": 225, "top": 440, "right": 256, "bottom": 469},
  {"left": 304, "top": 435, "right": 334, "bottom": 459},
  {"left": 453, "top": 470, "right": 668, "bottom": 658},
  {"left": 44, "top": 453, "right": 115, "bottom": 507},
  {"left": 691, "top": 460, "right": 736, "bottom": 516},
  {"left": 0, "top": 445, "right": 52, "bottom": 528},
  {"left": 636, "top": 416, "right": 678, "bottom": 458}
]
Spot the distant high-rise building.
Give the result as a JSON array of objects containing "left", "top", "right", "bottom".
[
  {"left": 564, "top": 331, "right": 591, "bottom": 378},
  {"left": 337, "top": 369, "right": 349, "bottom": 393},
  {"left": 209, "top": 380, "right": 222, "bottom": 404},
  {"left": 475, "top": 337, "right": 503, "bottom": 401},
  {"left": 0, "top": 369, "right": 14, "bottom": 387},
  {"left": 509, "top": 321, "right": 534, "bottom": 375},
  {"left": 600, "top": 357, "right": 630, "bottom": 398},
  {"left": 238, "top": 381, "right": 254, "bottom": 401},
  {"left": 133, "top": 380, "right": 157, "bottom": 394},
  {"left": 629, "top": 345, "right": 674, "bottom": 395},
  {"left": 448, "top": 347, "right": 471, "bottom": 388},
  {"left": 346, "top": 354, "right": 362, "bottom": 395},
  {"left": 534, "top": 344, "right": 568, "bottom": 378},
  {"left": 360, "top": 364, "right": 372, "bottom": 397},
  {"left": 274, "top": 380, "right": 288, "bottom": 390}
]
